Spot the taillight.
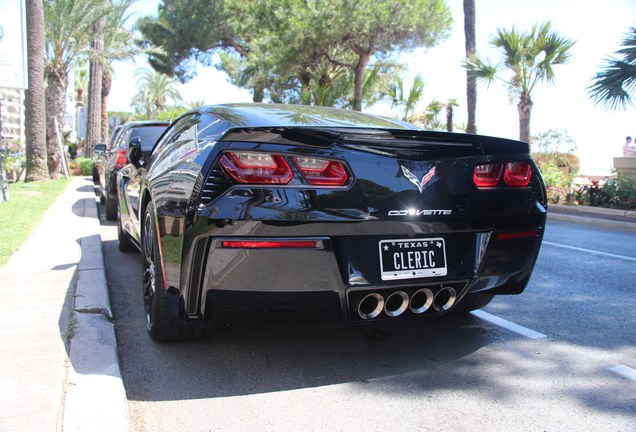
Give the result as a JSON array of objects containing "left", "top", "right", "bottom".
[
  {"left": 503, "top": 162, "right": 533, "bottom": 187},
  {"left": 114, "top": 149, "right": 128, "bottom": 170},
  {"left": 473, "top": 163, "right": 502, "bottom": 188},
  {"left": 473, "top": 161, "right": 533, "bottom": 188},
  {"left": 496, "top": 229, "right": 541, "bottom": 240},
  {"left": 292, "top": 156, "right": 348, "bottom": 186},
  {"left": 222, "top": 240, "right": 318, "bottom": 248},
  {"left": 220, "top": 152, "right": 293, "bottom": 184}
]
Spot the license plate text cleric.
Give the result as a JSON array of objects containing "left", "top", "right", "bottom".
[{"left": 379, "top": 238, "right": 447, "bottom": 280}]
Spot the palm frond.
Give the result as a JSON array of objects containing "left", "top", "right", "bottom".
[
  {"left": 589, "top": 26, "right": 636, "bottom": 110},
  {"left": 588, "top": 59, "right": 636, "bottom": 109}
]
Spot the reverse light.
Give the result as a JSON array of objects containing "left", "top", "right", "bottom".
[
  {"left": 503, "top": 162, "right": 533, "bottom": 187},
  {"left": 220, "top": 152, "right": 293, "bottom": 184},
  {"left": 473, "top": 163, "right": 502, "bottom": 188},
  {"left": 292, "top": 156, "right": 348, "bottom": 186}
]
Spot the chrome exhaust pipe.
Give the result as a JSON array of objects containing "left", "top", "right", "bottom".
[
  {"left": 433, "top": 286, "right": 457, "bottom": 312},
  {"left": 409, "top": 288, "right": 434, "bottom": 314},
  {"left": 384, "top": 291, "right": 409, "bottom": 317},
  {"left": 357, "top": 293, "right": 385, "bottom": 320}
]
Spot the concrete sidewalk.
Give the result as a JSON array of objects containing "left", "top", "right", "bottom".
[{"left": 0, "top": 177, "right": 128, "bottom": 432}]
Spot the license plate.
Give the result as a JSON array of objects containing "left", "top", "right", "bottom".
[{"left": 379, "top": 238, "right": 447, "bottom": 281}]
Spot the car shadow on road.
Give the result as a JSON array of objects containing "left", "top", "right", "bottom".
[{"left": 108, "top": 261, "right": 502, "bottom": 402}]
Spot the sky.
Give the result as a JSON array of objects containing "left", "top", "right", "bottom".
[{"left": 109, "top": 0, "right": 636, "bottom": 174}]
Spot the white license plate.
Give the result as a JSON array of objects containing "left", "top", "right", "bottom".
[{"left": 379, "top": 238, "right": 447, "bottom": 281}]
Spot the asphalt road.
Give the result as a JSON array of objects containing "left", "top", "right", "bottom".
[{"left": 99, "top": 210, "right": 636, "bottom": 432}]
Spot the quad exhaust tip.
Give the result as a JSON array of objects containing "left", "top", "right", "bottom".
[
  {"left": 357, "top": 293, "right": 385, "bottom": 320},
  {"left": 384, "top": 291, "right": 409, "bottom": 317},
  {"left": 355, "top": 286, "right": 457, "bottom": 320}
]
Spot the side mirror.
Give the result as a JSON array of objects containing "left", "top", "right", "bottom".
[
  {"left": 93, "top": 144, "right": 106, "bottom": 156},
  {"left": 128, "top": 136, "right": 142, "bottom": 166}
]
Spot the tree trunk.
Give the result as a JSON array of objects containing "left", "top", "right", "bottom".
[
  {"left": 253, "top": 85, "right": 264, "bottom": 103},
  {"left": 352, "top": 52, "right": 370, "bottom": 112},
  {"left": 86, "top": 13, "right": 106, "bottom": 156},
  {"left": 517, "top": 92, "right": 533, "bottom": 144},
  {"left": 464, "top": 0, "right": 477, "bottom": 134},
  {"left": 446, "top": 103, "right": 454, "bottom": 132},
  {"left": 24, "top": 0, "right": 49, "bottom": 182},
  {"left": 45, "top": 69, "right": 66, "bottom": 179},
  {"left": 101, "top": 70, "right": 112, "bottom": 142}
]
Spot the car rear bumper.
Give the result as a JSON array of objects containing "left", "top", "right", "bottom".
[{"left": 161, "top": 215, "right": 545, "bottom": 323}]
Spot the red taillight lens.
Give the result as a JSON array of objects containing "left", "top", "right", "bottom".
[
  {"left": 292, "top": 156, "right": 348, "bottom": 186},
  {"left": 220, "top": 152, "right": 293, "bottom": 184},
  {"left": 503, "top": 162, "right": 533, "bottom": 187},
  {"left": 473, "top": 163, "right": 502, "bottom": 188},
  {"left": 221, "top": 240, "right": 318, "bottom": 249},
  {"left": 114, "top": 149, "right": 128, "bottom": 170},
  {"left": 496, "top": 229, "right": 541, "bottom": 240}
]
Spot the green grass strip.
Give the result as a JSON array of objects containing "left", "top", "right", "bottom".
[{"left": 0, "top": 178, "right": 70, "bottom": 267}]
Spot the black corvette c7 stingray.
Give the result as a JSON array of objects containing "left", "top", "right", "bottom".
[{"left": 116, "top": 103, "right": 546, "bottom": 342}]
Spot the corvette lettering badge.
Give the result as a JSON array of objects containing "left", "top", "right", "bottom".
[{"left": 401, "top": 165, "right": 436, "bottom": 193}]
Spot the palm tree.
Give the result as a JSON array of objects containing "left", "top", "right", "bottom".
[
  {"left": 463, "top": 0, "right": 477, "bottom": 133},
  {"left": 384, "top": 75, "right": 425, "bottom": 122},
  {"left": 131, "top": 69, "right": 182, "bottom": 118},
  {"left": 25, "top": 0, "right": 49, "bottom": 181},
  {"left": 99, "top": 1, "right": 137, "bottom": 143},
  {"left": 445, "top": 98, "right": 459, "bottom": 132},
  {"left": 84, "top": 0, "right": 137, "bottom": 151},
  {"left": 588, "top": 27, "right": 636, "bottom": 110},
  {"left": 466, "top": 22, "right": 575, "bottom": 143},
  {"left": 86, "top": 0, "right": 107, "bottom": 152},
  {"left": 44, "top": 0, "right": 111, "bottom": 178}
]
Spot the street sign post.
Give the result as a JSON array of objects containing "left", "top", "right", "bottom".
[{"left": 0, "top": 0, "right": 28, "bottom": 90}]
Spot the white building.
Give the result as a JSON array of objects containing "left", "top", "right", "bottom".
[{"left": 0, "top": 87, "right": 25, "bottom": 149}]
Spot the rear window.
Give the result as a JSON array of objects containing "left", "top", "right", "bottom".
[{"left": 131, "top": 125, "right": 169, "bottom": 152}]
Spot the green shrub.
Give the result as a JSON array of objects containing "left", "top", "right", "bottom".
[
  {"left": 573, "top": 173, "right": 636, "bottom": 210},
  {"left": 537, "top": 160, "right": 575, "bottom": 204},
  {"left": 74, "top": 157, "right": 94, "bottom": 176}
]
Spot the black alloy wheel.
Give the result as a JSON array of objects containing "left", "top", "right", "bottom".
[{"left": 141, "top": 201, "right": 214, "bottom": 342}]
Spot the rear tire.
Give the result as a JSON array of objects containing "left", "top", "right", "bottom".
[
  {"left": 452, "top": 293, "right": 494, "bottom": 314},
  {"left": 141, "top": 201, "right": 214, "bottom": 342}
]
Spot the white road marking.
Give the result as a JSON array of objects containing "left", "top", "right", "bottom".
[
  {"left": 471, "top": 310, "right": 548, "bottom": 340},
  {"left": 543, "top": 241, "right": 636, "bottom": 263},
  {"left": 607, "top": 365, "right": 636, "bottom": 381}
]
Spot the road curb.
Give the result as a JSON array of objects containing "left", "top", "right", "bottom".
[
  {"left": 62, "top": 179, "right": 130, "bottom": 432},
  {"left": 548, "top": 203, "right": 636, "bottom": 221},
  {"left": 547, "top": 211, "right": 636, "bottom": 233}
]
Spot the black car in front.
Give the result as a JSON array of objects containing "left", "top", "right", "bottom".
[
  {"left": 117, "top": 104, "right": 546, "bottom": 342},
  {"left": 99, "top": 120, "right": 169, "bottom": 220}
]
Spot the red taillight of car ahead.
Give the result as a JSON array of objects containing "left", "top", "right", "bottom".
[
  {"left": 220, "top": 152, "right": 294, "bottom": 184},
  {"left": 292, "top": 156, "right": 348, "bottom": 186},
  {"left": 114, "top": 149, "right": 128, "bottom": 170},
  {"left": 473, "top": 162, "right": 533, "bottom": 188}
]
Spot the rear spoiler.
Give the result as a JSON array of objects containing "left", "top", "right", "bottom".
[{"left": 219, "top": 127, "right": 529, "bottom": 157}]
